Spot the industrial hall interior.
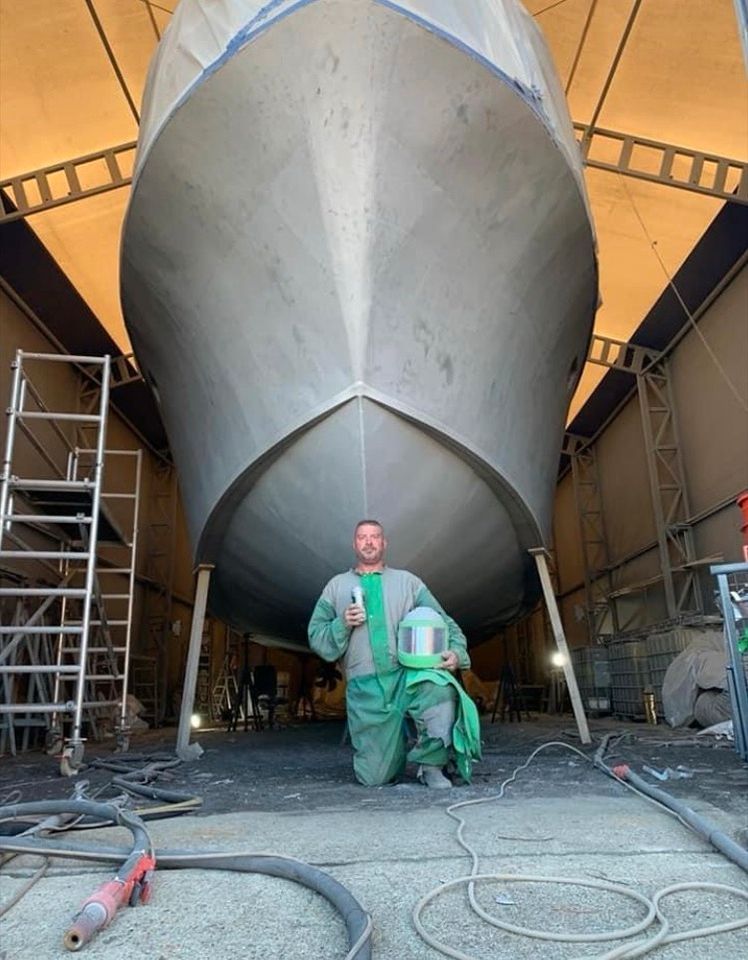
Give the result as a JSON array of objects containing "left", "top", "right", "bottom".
[{"left": 1, "top": 0, "right": 747, "bottom": 958}]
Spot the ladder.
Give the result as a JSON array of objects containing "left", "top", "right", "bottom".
[
  {"left": 48, "top": 447, "right": 142, "bottom": 754},
  {"left": 0, "top": 350, "right": 137, "bottom": 774},
  {"left": 211, "top": 653, "right": 240, "bottom": 723},
  {"left": 131, "top": 654, "right": 159, "bottom": 726}
]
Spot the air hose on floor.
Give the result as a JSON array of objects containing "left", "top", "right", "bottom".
[
  {"left": 87, "top": 754, "right": 204, "bottom": 811},
  {"left": 412, "top": 739, "right": 748, "bottom": 960},
  {"left": 607, "top": 762, "right": 748, "bottom": 873},
  {"left": 0, "top": 799, "right": 372, "bottom": 960}
]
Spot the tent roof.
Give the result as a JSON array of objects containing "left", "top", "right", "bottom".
[{"left": 0, "top": 0, "right": 745, "bottom": 420}]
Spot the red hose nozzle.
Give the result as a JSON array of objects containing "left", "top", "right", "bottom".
[{"left": 63, "top": 853, "right": 156, "bottom": 951}]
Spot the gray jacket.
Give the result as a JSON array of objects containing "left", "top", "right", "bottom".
[{"left": 308, "top": 567, "right": 470, "bottom": 679}]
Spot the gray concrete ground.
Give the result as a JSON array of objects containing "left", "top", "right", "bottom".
[{"left": 1, "top": 716, "right": 747, "bottom": 959}]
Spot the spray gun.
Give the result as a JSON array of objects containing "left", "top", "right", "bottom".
[{"left": 352, "top": 585, "right": 365, "bottom": 620}]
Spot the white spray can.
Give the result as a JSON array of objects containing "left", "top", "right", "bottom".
[{"left": 352, "top": 585, "right": 365, "bottom": 617}]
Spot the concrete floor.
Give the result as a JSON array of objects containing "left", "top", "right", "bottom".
[{"left": 1, "top": 716, "right": 747, "bottom": 959}]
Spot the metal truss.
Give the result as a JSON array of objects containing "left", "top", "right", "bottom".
[
  {"left": 0, "top": 142, "right": 137, "bottom": 224},
  {"left": 515, "top": 615, "right": 533, "bottom": 684},
  {"left": 2, "top": 121, "right": 745, "bottom": 227},
  {"left": 636, "top": 361, "right": 703, "bottom": 618},
  {"left": 135, "top": 458, "right": 177, "bottom": 724},
  {"left": 585, "top": 333, "right": 660, "bottom": 375},
  {"left": 574, "top": 123, "right": 748, "bottom": 205},
  {"left": 80, "top": 353, "right": 142, "bottom": 392},
  {"left": 564, "top": 330, "right": 704, "bottom": 636},
  {"left": 567, "top": 435, "right": 619, "bottom": 643}
]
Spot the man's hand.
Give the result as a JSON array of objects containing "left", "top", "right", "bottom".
[
  {"left": 439, "top": 650, "right": 459, "bottom": 672},
  {"left": 343, "top": 603, "right": 366, "bottom": 629}
]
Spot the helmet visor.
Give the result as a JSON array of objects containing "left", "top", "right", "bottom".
[{"left": 398, "top": 624, "right": 448, "bottom": 657}]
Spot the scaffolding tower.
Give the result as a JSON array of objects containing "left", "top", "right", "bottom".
[{"left": 0, "top": 350, "right": 141, "bottom": 774}]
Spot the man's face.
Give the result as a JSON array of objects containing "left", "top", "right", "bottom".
[{"left": 354, "top": 524, "right": 387, "bottom": 566}]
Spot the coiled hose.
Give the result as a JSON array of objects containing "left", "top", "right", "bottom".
[
  {"left": 0, "top": 799, "right": 372, "bottom": 960},
  {"left": 412, "top": 740, "right": 748, "bottom": 960}
]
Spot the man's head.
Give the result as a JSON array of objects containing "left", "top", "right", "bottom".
[{"left": 353, "top": 520, "right": 387, "bottom": 570}]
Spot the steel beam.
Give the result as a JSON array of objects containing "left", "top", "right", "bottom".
[
  {"left": 563, "top": 330, "right": 704, "bottom": 629},
  {"left": 3, "top": 122, "right": 745, "bottom": 229},
  {"left": 569, "top": 442, "right": 619, "bottom": 642},
  {"left": 0, "top": 142, "right": 136, "bottom": 224},
  {"left": 586, "top": 332, "right": 661, "bottom": 374},
  {"left": 561, "top": 334, "right": 662, "bottom": 454},
  {"left": 637, "top": 361, "right": 703, "bottom": 619},
  {"left": 136, "top": 458, "right": 177, "bottom": 724},
  {"left": 575, "top": 123, "right": 748, "bottom": 205},
  {"left": 79, "top": 353, "right": 143, "bottom": 393}
]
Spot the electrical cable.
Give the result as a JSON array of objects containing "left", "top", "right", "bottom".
[
  {"left": 582, "top": 0, "right": 643, "bottom": 146},
  {"left": 533, "top": 0, "right": 576, "bottom": 17},
  {"left": 0, "top": 800, "right": 373, "bottom": 960},
  {"left": 141, "top": 0, "right": 162, "bottom": 41},
  {"left": 134, "top": 0, "right": 174, "bottom": 16},
  {"left": 617, "top": 175, "right": 748, "bottom": 413},
  {"left": 83, "top": 0, "right": 141, "bottom": 124},
  {"left": 412, "top": 739, "right": 748, "bottom": 960},
  {"left": 565, "top": 0, "right": 600, "bottom": 95}
]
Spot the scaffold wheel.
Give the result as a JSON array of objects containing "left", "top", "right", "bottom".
[{"left": 59, "top": 742, "right": 85, "bottom": 777}]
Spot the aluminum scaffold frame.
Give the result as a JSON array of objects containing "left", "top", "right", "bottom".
[{"left": 0, "top": 350, "right": 142, "bottom": 774}]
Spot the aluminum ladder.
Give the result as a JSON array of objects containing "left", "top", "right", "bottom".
[
  {"left": 0, "top": 350, "right": 110, "bottom": 774},
  {"left": 47, "top": 447, "right": 142, "bottom": 756}
]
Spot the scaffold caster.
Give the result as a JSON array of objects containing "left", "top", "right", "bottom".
[
  {"left": 60, "top": 742, "right": 85, "bottom": 777},
  {"left": 45, "top": 728, "right": 64, "bottom": 756},
  {"left": 115, "top": 727, "right": 130, "bottom": 753}
]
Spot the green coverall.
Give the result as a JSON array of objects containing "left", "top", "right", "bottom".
[{"left": 308, "top": 567, "right": 472, "bottom": 786}]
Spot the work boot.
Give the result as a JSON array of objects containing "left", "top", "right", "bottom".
[{"left": 417, "top": 764, "right": 452, "bottom": 789}]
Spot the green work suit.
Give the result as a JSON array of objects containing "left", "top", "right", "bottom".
[{"left": 308, "top": 567, "right": 471, "bottom": 786}]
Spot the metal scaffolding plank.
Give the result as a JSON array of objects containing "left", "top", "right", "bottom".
[{"left": 574, "top": 123, "right": 748, "bottom": 204}]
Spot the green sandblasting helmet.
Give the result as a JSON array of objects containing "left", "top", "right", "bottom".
[{"left": 397, "top": 606, "right": 449, "bottom": 669}]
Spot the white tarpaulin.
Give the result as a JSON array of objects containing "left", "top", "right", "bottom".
[{"left": 135, "top": 0, "right": 587, "bottom": 201}]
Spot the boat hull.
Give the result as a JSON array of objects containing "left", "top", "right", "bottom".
[{"left": 121, "top": 0, "right": 597, "bottom": 641}]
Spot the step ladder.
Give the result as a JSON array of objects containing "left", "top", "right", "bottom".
[
  {"left": 131, "top": 654, "right": 159, "bottom": 724},
  {"left": 0, "top": 350, "right": 140, "bottom": 773},
  {"left": 211, "top": 654, "right": 240, "bottom": 722}
]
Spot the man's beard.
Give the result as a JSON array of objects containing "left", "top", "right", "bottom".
[{"left": 357, "top": 548, "right": 383, "bottom": 565}]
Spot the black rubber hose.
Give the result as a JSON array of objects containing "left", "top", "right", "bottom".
[
  {"left": 0, "top": 805, "right": 372, "bottom": 960},
  {"left": 91, "top": 753, "right": 177, "bottom": 764},
  {"left": 0, "top": 801, "right": 149, "bottom": 869},
  {"left": 89, "top": 757, "right": 182, "bottom": 774},
  {"left": 0, "top": 822, "right": 40, "bottom": 836},
  {"left": 619, "top": 767, "right": 748, "bottom": 874},
  {"left": 84, "top": 755, "right": 200, "bottom": 805},
  {"left": 109, "top": 777, "right": 201, "bottom": 806},
  {"left": 591, "top": 739, "right": 748, "bottom": 876}
]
